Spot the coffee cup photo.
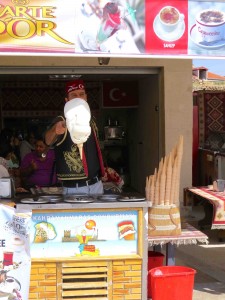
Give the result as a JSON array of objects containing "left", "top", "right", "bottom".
[
  {"left": 195, "top": 9, "right": 225, "bottom": 43},
  {"left": 158, "top": 6, "right": 184, "bottom": 32}
]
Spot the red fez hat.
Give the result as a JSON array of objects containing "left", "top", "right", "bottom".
[{"left": 65, "top": 79, "right": 85, "bottom": 94}]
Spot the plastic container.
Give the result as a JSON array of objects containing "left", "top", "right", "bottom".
[
  {"left": 150, "top": 266, "right": 196, "bottom": 300},
  {"left": 147, "top": 251, "right": 164, "bottom": 298}
]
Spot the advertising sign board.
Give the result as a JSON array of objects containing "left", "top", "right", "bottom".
[{"left": 0, "top": 0, "right": 225, "bottom": 57}]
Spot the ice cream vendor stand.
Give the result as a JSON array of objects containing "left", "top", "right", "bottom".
[
  {"left": 17, "top": 201, "right": 148, "bottom": 300},
  {"left": 0, "top": 0, "right": 221, "bottom": 299}
]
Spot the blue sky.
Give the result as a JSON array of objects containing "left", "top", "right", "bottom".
[{"left": 193, "top": 59, "right": 225, "bottom": 77}]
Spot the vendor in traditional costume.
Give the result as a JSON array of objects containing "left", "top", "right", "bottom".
[{"left": 45, "top": 79, "right": 105, "bottom": 195}]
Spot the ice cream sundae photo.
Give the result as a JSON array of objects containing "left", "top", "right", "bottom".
[{"left": 78, "top": 0, "right": 143, "bottom": 53}]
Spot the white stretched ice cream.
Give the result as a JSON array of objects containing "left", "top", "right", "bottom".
[{"left": 64, "top": 98, "right": 91, "bottom": 158}]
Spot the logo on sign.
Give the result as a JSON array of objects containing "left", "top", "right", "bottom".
[{"left": 0, "top": 2, "right": 73, "bottom": 45}]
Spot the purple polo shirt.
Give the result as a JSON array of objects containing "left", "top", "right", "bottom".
[{"left": 21, "top": 150, "right": 57, "bottom": 187}]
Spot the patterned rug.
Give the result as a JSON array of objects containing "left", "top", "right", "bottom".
[
  {"left": 198, "top": 91, "right": 225, "bottom": 146},
  {"left": 188, "top": 187, "right": 225, "bottom": 229},
  {"left": 1, "top": 82, "right": 101, "bottom": 118}
]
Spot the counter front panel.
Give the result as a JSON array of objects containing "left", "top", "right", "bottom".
[
  {"left": 31, "top": 208, "right": 143, "bottom": 260},
  {"left": 16, "top": 202, "right": 148, "bottom": 300}
]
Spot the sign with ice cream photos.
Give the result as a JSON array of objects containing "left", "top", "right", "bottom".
[
  {"left": 1, "top": 0, "right": 225, "bottom": 57},
  {"left": 0, "top": 204, "right": 31, "bottom": 300},
  {"left": 30, "top": 209, "right": 140, "bottom": 258}
]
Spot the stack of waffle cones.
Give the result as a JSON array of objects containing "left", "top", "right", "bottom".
[{"left": 145, "top": 135, "right": 183, "bottom": 207}]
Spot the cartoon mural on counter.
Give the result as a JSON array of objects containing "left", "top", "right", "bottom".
[
  {"left": 118, "top": 220, "right": 136, "bottom": 240},
  {"left": 33, "top": 222, "right": 57, "bottom": 243},
  {"left": 64, "top": 219, "right": 100, "bottom": 256},
  {"left": 31, "top": 210, "right": 138, "bottom": 258}
]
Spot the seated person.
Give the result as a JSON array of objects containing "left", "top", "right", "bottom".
[
  {"left": 0, "top": 164, "right": 9, "bottom": 178},
  {"left": 0, "top": 144, "right": 21, "bottom": 187},
  {"left": 0, "top": 146, "right": 29, "bottom": 193},
  {"left": 0, "top": 157, "right": 8, "bottom": 171},
  {"left": 0, "top": 144, "right": 19, "bottom": 169},
  {"left": 20, "top": 137, "right": 57, "bottom": 188},
  {"left": 20, "top": 128, "right": 38, "bottom": 161},
  {"left": 0, "top": 128, "right": 21, "bottom": 165}
]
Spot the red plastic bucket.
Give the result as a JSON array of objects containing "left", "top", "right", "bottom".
[
  {"left": 147, "top": 251, "right": 164, "bottom": 298},
  {"left": 150, "top": 266, "right": 196, "bottom": 300}
]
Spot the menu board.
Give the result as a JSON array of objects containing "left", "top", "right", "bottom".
[
  {"left": 30, "top": 209, "right": 140, "bottom": 258},
  {"left": 0, "top": 0, "right": 225, "bottom": 57}
]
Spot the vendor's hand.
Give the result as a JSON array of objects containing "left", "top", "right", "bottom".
[
  {"left": 55, "top": 121, "right": 66, "bottom": 134},
  {"left": 16, "top": 187, "right": 29, "bottom": 193}
]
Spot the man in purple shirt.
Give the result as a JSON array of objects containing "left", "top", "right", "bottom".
[{"left": 20, "top": 138, "right": 57, "bottom": 188}]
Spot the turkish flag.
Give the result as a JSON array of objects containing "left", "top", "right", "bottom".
[{"left": 102, "top": 81, "right": 139, "bottom": 107}]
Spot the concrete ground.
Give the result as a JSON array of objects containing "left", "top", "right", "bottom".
[
  {"left": 148, "top": 205, "right": 225, "bottom": 299},
  {"left": 176, "top": 206, "right": 225, "bottom": 299}
]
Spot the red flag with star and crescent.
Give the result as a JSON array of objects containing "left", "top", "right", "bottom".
[{"left": 102, "top": 82, "right": 139, "bottom": 107}]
